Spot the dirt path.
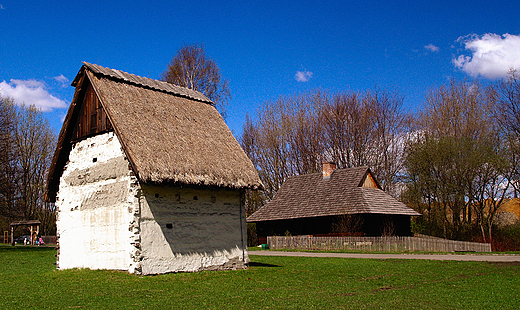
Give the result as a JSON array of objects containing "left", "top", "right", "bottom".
[{"left": 249, "top": 250, "right": 520, "bottom": 262}]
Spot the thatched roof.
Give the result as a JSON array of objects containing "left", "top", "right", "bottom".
[
  {"left": 74, "top": 62, "right": 212, "bottom": 103},
  {"left": 247, "top": 167, "right": 420, "bottom": 222},
  {"left": 46, "top": 62, "right": 262, "bottom": 202}
]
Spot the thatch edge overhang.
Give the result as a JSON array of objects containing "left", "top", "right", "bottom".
[{"left": 140, "top": 173, "right": 263, "bottom": 190}]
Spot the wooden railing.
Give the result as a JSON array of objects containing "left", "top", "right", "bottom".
[{"left": 267, "top": 235, "right": 491, "bottom": 252}]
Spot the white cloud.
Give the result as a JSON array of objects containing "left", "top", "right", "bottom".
[
  {"left": 0, "top": 4, "right": 4, "bottom": 9},
  {"left": 295, "top": 70, "right": 313, "bottom": 82},
  {"left": 0, "top": 79, "right": 67, "bottom": 111},
  {"left": 425, "top": 44, "right": 439, "bottom": 52},
  {"left": 453, "top": 33, "right": 520, "bottom": 79},
  {"left": 54, "top": 74, "right": 69, "bottom": 85}
]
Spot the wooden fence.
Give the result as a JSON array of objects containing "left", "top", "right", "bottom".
[{"left": 267, "top": 235, "right": 491, "bottom": 252}]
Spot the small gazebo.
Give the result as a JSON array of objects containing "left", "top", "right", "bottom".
[{"left": 10, "top": 220, "right": 41, "bottom": 245}]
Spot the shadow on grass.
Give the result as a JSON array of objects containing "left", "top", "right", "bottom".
[{"left": 248, "top": 261, "right": 281, "bottom": 268}]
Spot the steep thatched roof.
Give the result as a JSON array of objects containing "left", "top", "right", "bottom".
[
  {"left": 46, "top": 62, "right": 262, "bottom": 202},
  {"left": 247, "top": 167, "right": 420, "bottom": 222}
]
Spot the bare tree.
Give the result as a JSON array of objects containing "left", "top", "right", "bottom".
[
  {"left": 13, "top": 105, "right": 56, "bottom": 222},
  {"left": 286, "top": 91, "right": 327, "bottom": 175},
  {"left": 491, "top": 69, "right": 520, "bottom": 196},
  {"left": 242, "top": 97, "right": 295, "bottom": 201},
  {"left": 0, "top": 97, "right": 17, "bottom": 221},
  {"left": 494, "top": 69, "right": 520, "bottom": 136},
  {"left": 161, "top": 44, "right": 231, "bottom": 117},
  {"left": 321, "top": 92, "right": 375, "bottom": 169},
  {"left": 0, "top": 97, "right": 57, "bottom": 235},
  {"left": 320, "top": 89, "right": 407, "bottom": 195},
  {"left": 370, "top": 89, "right": 408, "bottom": 195}
]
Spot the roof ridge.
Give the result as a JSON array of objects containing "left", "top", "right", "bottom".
[
  {"left": 80, "top": 62, "right": 213, "bottom": 104},
  {"left": 290, "top": 172, "right": 321, "bottom": 178}
]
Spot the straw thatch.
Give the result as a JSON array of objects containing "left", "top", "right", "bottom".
[
  {"left": 78, "top": 62, "right": 212, "bottom": 103},
  {"left": 46, "top": 62, "right": 262, "bottom": 202},
  {"left": 247, "top": 167, "right": 420, "bottom": 223}
]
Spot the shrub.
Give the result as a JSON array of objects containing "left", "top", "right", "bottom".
[{"left": 491, "top": 223, "right": 520, "bottom": 251}]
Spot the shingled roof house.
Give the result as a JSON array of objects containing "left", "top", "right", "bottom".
[
  {"left": 247, "top": 163, "right": 420, "bottom": 243},
  {"left": 46, "top": 62, "right": 262, "bottom": 275}
]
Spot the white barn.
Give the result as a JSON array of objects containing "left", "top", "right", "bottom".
[{"left": 46, "top": 62, "right": 262, "bottom": 275}]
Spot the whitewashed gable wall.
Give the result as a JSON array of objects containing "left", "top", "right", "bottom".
[{"left": 56, "top": 132, "right": 138, "bottom": 271}]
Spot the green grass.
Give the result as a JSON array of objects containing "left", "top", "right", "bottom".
[
  {"left": 1, "top": 245, "right": 519, "bottom": 309},
  {"left": 248, "top": 246, "right": 520, "bottom": 255}
]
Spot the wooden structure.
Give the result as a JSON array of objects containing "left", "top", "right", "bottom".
[
  {"left": 267, "top": 235, "right": 491, "bottom": 252},
  {"left": 45, "top": 62, "right": 262, "bottom": 274},
  {"left": 248, "top": 163, "right": 420, "bottom": 243},
  {"left": 10, "top": 220, "right": 41, "bottom": 245}
]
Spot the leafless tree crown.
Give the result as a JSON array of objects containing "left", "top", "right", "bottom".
[{"left": 161, "top": 44, "right": 230, "bottom": 117}]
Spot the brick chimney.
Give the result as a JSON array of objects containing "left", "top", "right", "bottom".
[{"left": 322, "top": 161, "right": 336, "bottom": 179}]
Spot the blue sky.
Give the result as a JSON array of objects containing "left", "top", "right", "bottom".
[{"left": 1, "top": 1, "right": 520, "bottom": 137}]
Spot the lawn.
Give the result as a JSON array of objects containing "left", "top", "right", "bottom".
[{"left": 1, "top": 245, "right": 519, "bottom": 309}]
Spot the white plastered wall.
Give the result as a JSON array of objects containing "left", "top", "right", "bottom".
[
  {"left": 56, "top": 132, "right": 138, "bottom": 271},
  {"left": 56, "top": 132, "right": 249, "bottom": 275},
  {"left": 139, "top": 185, "right": 249, "bottom": 274}
]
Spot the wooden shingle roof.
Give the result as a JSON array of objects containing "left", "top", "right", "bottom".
[
  {"left": 46, "top": 62, "right": 262, "bottom": 202},
  {"left": 247, "top": 167, "right": 420, "bottom": 222}
]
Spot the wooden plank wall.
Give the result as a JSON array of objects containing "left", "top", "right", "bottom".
[{"left": 71, "top": 83, "right": 112, "bottom": 141}]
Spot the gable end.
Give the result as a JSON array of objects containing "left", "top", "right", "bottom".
[
  {"left": 46, "top": 71, "right": 120, "bottom": 202},
  {"left": 71, "top": 81, "right": 113, "bottom": 141},
  {"left": 361, "top": 171, "right": 379, "bottom": 189}
]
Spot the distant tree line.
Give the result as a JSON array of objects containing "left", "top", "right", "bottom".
[
  {"left": 242, "top": 71, "right": 520, "bottom": 247},
  {"left": 0, "top": 97, "right": 56, "bottom": 236}
]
